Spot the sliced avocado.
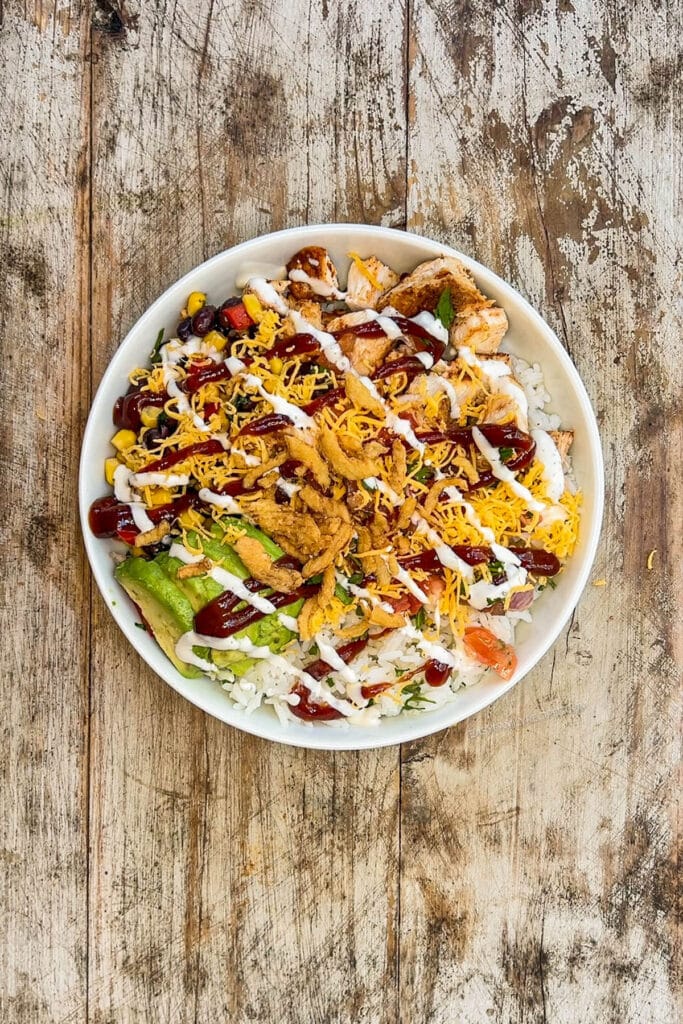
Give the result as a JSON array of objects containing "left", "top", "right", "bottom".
[
  {"left": 184, "top": 531, "right": 249, "bottom": 579},
  {"left": 211, "top": 597, "right": 304, "bottom": 677},
  {"left": 115, "top": 557, "right": 203, "bottom": 678},
  {"left": 154, "top": 551, "right": 223, "bottom": 612}
]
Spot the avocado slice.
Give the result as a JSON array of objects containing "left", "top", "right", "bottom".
[
  {"left": 115, "top": 557, "right": 203, "bottom": 678},
  {"left": 211, "top": 597, "right": 305, "bottom": 677},
  {"left": 154, "top": 551, "right": 223, "bottom": 612}
]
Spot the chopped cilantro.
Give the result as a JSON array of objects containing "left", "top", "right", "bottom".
[
  {"left": 232, "top": 394, "right": 254, "bottom": 412},
  {"left": 134, "top": 621, "right": 147, "bottom": 631},
  {"left": 347, "top": 571, "right": 364, "bottom": 586},
  {"left": 410, "top": 464, "right": 436, "bottom": 484},
  {"left": 547, "top": 577, "right": 557, "bottom": 589},
  {"left": 308, "top": 642, "right": 320, "bottom": 657},
  {"left": 488, "top": 559, "right": 504, "bottom": 576},
  {"left": 499, "top": 446, "right": 514, "bottom": 462},
  {"left": 334, "top": 583, "right": 353, "bottom": 606},
  {"left": 412, "top": 607, "right": 426, "bottom": 630},
  {"left": 149, "top": 328, "right": 165, "bottom": 363},
  {"left": 402, "top": 681, "right": 435, "bottom": 711},
  {"left": 434, "top": 288, "right": 455, "bottom": 330}
]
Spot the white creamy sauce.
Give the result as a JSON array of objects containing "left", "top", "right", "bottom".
[
  {"left": 277, "top": 614, "right": 299, "bottom": 632},
  {"left": 313, "top": 634, "right": 359, "bottom": 684},
  {"left": 175, "top": 631, "right": 356, "bottom": 715},
  {"left": 130, "top": 472, "right": 191, "bottom": 487},
  {"left": 113, "top": 464, "right": 134, "bottom": 503},
  {"left": 276, "top": 478, "right": 301, "bottom": 499},
  {"left": 288, "top": 268, "right": 346, "bottom": 300},
  {"left": 130, "top": 503, "right": 155, "bottom": 533},
  {"left": 161, "top": 352, "right": 209, "bottom": 432},
  {"left": 197, "top": 488, "right": 242, "bottom": 513},
  {"left": 288, "top": 311, "right": 352, "bottom": 374},
  {"left": 225, "top": 355, "right": 247, "bottom": 375},
  {"left": 398, "top": 623, "right": 458, "bottom": 668},
  {"left": 531, "top": 429, "right": 565, "bottom": 502},
  {"left": 468, "top": 564, "right": 529, "bottom": 611},
  {"left": 230, "top": 446, "right": 261, "bottom": 467},
  {"left": 496, "top": 377, "right": 529, "bottom": 427},
  {"left": 424, "top": 372, "right": 460, "bottom": 417},
  {"left": 415, "top": 351, "right": 435, "bottom": 369},
  {"left": 410, "top": 515, "right": 474, "bottom": 579},
  {"left": 245, "top": 277, "right": 289, "bottom": 314},
  {"left": 457, "top": 346, "right": 510, "bottom": 379},
  {"left": 409, "top": 311, "right": 449, "bottom": 344},
  {"left": 393, "top": 566, "right": 429, "bottom": 604},
  {"left": 375, "top": 315, "right": 403, "bottom": 340},
  {"left": 471, "top": 427, "right": 546, "bottom": 513},
  {"left": 242, "top": 372, "right": 315, "bottom": 429},
  {"left": 235, "top": 263, "right": 288, "bottom": 289},
  {"left": 491, "top": 543, "right": 521, "bottom": 566}
]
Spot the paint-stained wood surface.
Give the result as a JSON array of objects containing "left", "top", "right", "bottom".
[{"left": 0, "top": 2, "right": 680, "bottom": 1022}]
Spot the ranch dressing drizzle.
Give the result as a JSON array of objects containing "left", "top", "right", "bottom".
[
  {"left": 169, "top": 542, "right": 301, "bottom": 632},
  {"left": 130, "top": 503, "right": 155, "bottom": 533},
  {"left": 242, "top": 373, "right": 315, "bottom": 429},
  {"left": 161, "top": 347, "right": 209, "bottom": 432},
  {"left": 130, "top": 472, "right": 191, "bottom": 487},
  {"left": 430, "top": 467, "right": 520, "bottom": 566},
  {"left": 230, "top": 447, "right": 261, "bottom": 467},
  {"left": 471, "top": 427, "right": 546, "bottom": 513},
  {"left": 531, "top": 428, "right": 565, "bottom": 502},
  {"left": 175, "top": 631, "right": 356, "bottom": 715},
  {"left": 197, "top": 487, "right": 242, "bottom": 513},
  {"left": 245, "top": 277, "right": 289, "bottom": 314},
  {"left": 397, "top": 623, "right": 458, "bottom": 668},
  {"left": 288, "top": 268, "right": 347, "bottom": 299},
  {"left": 313, "top": 634, "right": 360, "bottom": 684}
]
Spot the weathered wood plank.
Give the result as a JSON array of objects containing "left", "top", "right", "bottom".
[
  {"left": 87, "top": 3, "right": 406, "bottom": 1022},
  {"left": 0, "top": 3, "right": 91, "bottom": 1021},
  {"left": 401, "top": 2, "right": 681, "bottom": 1021}
]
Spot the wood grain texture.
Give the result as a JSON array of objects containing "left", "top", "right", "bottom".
[
  {"left": 88, "top": 3, "right": 406, "bottom": 1023},
  {"left": 0, "top": 2, "right": 91, "bottom": 1020},
  {"left": 1, "top": 1, "right": 680, "bottom": 1022},
  {"left": 402, "top": 2, "right": 681, "bottom": 1022}
]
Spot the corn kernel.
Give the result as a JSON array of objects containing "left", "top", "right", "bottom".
[
  {"left": 179, "top": 509, "right": 203, "bottom": 529},
  {"left": 204, "top": 329, "right": 227, "bottom": 352},
  {"left": 147, "top": 487, "right": 173, "bottom": 506},
  {"left": 104, "top": 457, "right": 119, "bottom": 486},
  {"left": 111, "top": 429, "right": 137, "bottom": 451},
  {"left": 269, "top": 356, "right": 284, "bottom": 375},
  {"left": 140, "top": 405, "right": 161, "bottom": 428},
  {"left": 187, "top": 291, "right": 206, "bottom": 317},
  {"left": 243, "top": 294, "right": 263, "bottom": 321}
]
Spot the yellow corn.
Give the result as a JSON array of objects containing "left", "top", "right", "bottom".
[
  {"left": 243, "top": 293, "right": 263, "bottom": 322},
  {"left": 187, "top": 291, "right": 206, "bottom": 317},
  {"left": 204, "top": 329, "right": 227, "bottom": 352},
  {"left": 104, "top": 457, "right": 119, "bottom": 486},
  {"left": 178, "top": 509, "right": 203, "bottom": 529},
  {"left": 140, "top": 406, "right": 161, "bottom": 428},
  {"left": 111, "top": 429, "right": 137, "bottom": 451},
  {"left": 147, "top": 487, "right": 173, "bottom": 506},
  {"left": 269, "top": 356, "right": 284, "bottom": 375}
]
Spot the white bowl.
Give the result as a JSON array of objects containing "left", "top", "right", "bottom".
[{"left": 80, "top": 224, "right": 604, "bottom": 750}]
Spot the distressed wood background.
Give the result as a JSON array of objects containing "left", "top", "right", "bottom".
[{"left": 1, "top": 1, "right": 680, "bottom": 1021}]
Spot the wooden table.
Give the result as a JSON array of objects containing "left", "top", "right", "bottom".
[{"left": 2, "top": 2, "right": 680, "bottom": 1021}]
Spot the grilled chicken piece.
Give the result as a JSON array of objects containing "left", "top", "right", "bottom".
[
  {"left": 286, "top": 246, "right": 341, "bottom": 301},
  {"left": 346, "top": 256, "right": 400, "bottom": 310},
  {"left": 338, "top": 331, "right": 394, "bottom": 375},
  {"left": 377, "top": 256, "right": 490, "bottom": 318},
  {"left": 450, "top": 305, "right": 508, "bottom": 354},
  {"left": 549, "top": 430, "right": 574, "bottom": 464}
]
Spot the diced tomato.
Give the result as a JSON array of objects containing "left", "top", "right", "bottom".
[
  {"left": 386, "top": 592, "right": 423, "bottom": 616},
  {"left": 116, "top": 527, "right": 139, "bottom": 546},
  {"left": 463, "top": 627, "right": 518, "bottom": 681},
  {"left": 221, "top": 302, "right": 253, "bottom": 331},
  {"left": 423, "top": 573, "right": 445, "bottom": 603}
]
